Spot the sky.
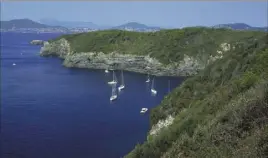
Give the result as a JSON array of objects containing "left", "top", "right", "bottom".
[{"left": 1, "top": 1, "right": 267, "bottom": 28}]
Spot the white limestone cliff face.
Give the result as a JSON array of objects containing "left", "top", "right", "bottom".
[
  {"left": 149, "top": 115, "right": 175, "bottom": 136},
  {"left": 40, "top": 39, "right": 71, "bottom": 58},
  {"left": 40, "top": 38, "right": 230, "bottom": 76}
]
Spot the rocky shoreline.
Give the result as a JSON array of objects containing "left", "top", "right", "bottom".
[
  {"left": 39, "top": 38, "right": 227, "bottom": 76},
  {"left": 62, "top": 52, "right": 203, "bottom": 76}
]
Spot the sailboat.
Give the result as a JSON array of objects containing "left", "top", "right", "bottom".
[
  {"left": 118, "top": 70, "right": 125, "bottom": 91},
  {"left": 110, "top": 84, "right": 117, "bottom": 101},
  {"left": 145, "top": 73, "right": 150, "bottom": 82},
  {"left": 151, "top": 77, "right": 157, "bottom": 94},
  {"left": 108, "top": 71, "right": 117, "bottom": 85}
]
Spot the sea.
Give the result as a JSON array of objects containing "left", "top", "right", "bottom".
[{"left": 0, "top": 32, "right": 184, "bottom": 158}]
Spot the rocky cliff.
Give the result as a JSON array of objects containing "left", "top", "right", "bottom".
[
  {"left": 38, "top": 28, "right": 268, "bottom": 158},
  {"left": 40, "top": 38, "right": 229, "bottom": 76}
]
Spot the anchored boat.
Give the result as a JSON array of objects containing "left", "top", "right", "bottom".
[
  {"left": 108, "top": 70, "right": 117, "bottom": 85},
  {"left": 110, "top": 84, "right": 117, "bottom": 101},
  {"left": 151, "top": 77, "right": 157, "bottom": 94},
  {"left": 145, "top": 73, "right": 150, "bottom": 83},
  {"left": 118, "top": 70, "right": 125, "bottom": 91},
  {"left": 140, "top": 108, "right": 148, "bottom": 113}
]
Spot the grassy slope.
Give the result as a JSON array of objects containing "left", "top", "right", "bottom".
[
  {"left": 51, "top": 28, "right": 268, "bottom": 157},
  {"left": 51, "top": 28, "right": 264, "bottom": 64},
  {"left": 126, "top": 34, "right": 268, "bottom": 157}
]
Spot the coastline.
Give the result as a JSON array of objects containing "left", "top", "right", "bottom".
[
  {"left": 36, "top": 31, "right": 268, "bottom": 158},
  {"left": 39, "top": 39, "right": 213, "bottom": 77}
]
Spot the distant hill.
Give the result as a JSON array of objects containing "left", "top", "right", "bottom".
[
  {"left": 0, "top": 18, "right": 66, "bottom": 29},
  {"left": 112, "top": 22, "right": 162, "bottom": 31},
  {"left": 213, "top": 23, "right": 268, "bottom": 32},
  {"left": 39, "top": 18, "right": 111, "bottom": 30}
]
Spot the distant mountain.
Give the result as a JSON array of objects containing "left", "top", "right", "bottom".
[
  {"left": 39, "top": 18, "right": 110, "bottom": 30},
  {"left": 213, "top": 23, "right": 268, "bottom": 32},
  {"left": 0, "top": 18, "right": 65, "bottom": 29},
  {"left": 112, "top": 22, "right": 162, "bottom": 31}
]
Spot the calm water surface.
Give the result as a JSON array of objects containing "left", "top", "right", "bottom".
[{"left": 1, "top": 32, "right": 184, "bottom": 158}]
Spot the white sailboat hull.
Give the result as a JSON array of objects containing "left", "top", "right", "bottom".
[
  {"left": 109, "top": 70, "right": 117, "bottom": 84},
  {"left": 108, "top": 80, "right": 117, "bottom": 85},
  {"left": 140, "top": 108, "right": 148, "bottom": 113},
  {"left": 110, "top": 95, "right": 117, "bottom": 101},
  {"left": 151, "top": 89, "right": 157, "bottom": 94},
  {"left": 118, "top": 85, "right": 125, "bottom": 91}
]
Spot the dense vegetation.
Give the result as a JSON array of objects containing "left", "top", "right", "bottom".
[
  {"left": 125, "top": 34, "right": 268, "bottom": 157},
  {"left": 52, "top": 28, "right": 268, "bottom": 157},
  {"left": 51, "top": 28, "right": 265, "bottom": 64}
]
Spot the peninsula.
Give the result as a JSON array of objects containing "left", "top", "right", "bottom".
[
  {"left": 39, "top": 27, "right": 268, "bottom": 157},
  {"left": 40, "top": 28, "right": 265, "bottom": 76}
]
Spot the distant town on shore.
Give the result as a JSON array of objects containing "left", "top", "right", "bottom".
[{"left": 1, "top": 18, "right": 267, "bottom": 33}]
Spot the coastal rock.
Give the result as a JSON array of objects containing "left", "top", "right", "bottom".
[
  {"left": 30, "top": 40, "right": 44, "bottom": 45},
  {"left": 40, "top": 39, "right": 71, "bottom": 58},
  {"left": 39, "top": 38, "right": 225, "bottom": 76},
  {"left": 149, "top": 115, "right": 175, "bottom": 136},
  {"left": 63, "top": 52, "right": 204, "bottom": 76},
  {"left": 220, "top": 42, "right": 231, "bottom": 52}
]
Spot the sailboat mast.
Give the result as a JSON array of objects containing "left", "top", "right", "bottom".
[
  {"left": 112, "top": 84, "right": 116, "bottom": 95},
  {"left": 111, "top": 84, "right": 114, "bottom": 95},
  {"left": 151, "top": 77, "right": 154, "bottom": 89},
  {"left": 121, "top": 70, "right": 124, "bottom": 85}
]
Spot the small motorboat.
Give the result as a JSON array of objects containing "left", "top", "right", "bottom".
[
  {"left": 12, "top": 63, "right": 16, "bottom": 66},
  {"left": 140, "top": 108, "right": 148, "bottom": 114},
  {"left": 105, "top": 69, "right": 109, "bottom": 73}
]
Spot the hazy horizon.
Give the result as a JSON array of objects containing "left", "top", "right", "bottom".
[{"left": 1, "top": 1, "right": 267, "bottom": 28}]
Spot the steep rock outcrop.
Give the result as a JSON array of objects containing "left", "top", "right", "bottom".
[
  {"left": 40, "top": 39, "right": 71, "bottom": 58},
  {"left": 40, "top": 38, "right": 229, "bottom": 76},
  {"left": 63, "top": 52, "right": 205, "bottom": 76}
]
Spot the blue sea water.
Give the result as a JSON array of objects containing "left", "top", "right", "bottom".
[{"left": 0, "top": 32, "right": 184, "bottom": 158}]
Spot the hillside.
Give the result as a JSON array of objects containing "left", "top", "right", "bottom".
[
  {"left": 48, "top": 27, "right": 265, "bottom": 64},
  {"left": 213, "top": 23, "right": 268, "bottom": 32},
  {"left": 40, "top": 28, "right": 268, "bottom": 157},
  {"left": 39, "top": 18, "right": 104, "bottom": 29},
  {"left": 125, "top": 34, "right": 268, "bottom": 158},
  {"left": 112, "top": 22, "right": 161, "bottom": 31},
  {"left": 0, "top": 18, "right": 65, "bottom": 29}
]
